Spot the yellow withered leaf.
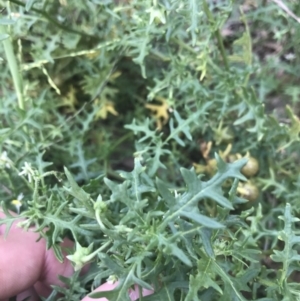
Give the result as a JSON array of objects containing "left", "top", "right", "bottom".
[
  {"left": 61, "top": 86, "right": 78, "bottom": 112},
  {"left": 95, "top": 100, "right": 118, "bottom": 120},
  {"left": 145, "top": 96, "right": 170, "bottom": 130}
]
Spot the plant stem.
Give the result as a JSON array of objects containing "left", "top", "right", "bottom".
[
  {"left": 1, "top": 24, "right": 30, "bottom": 150},
  {"left": 202, "top": 0, "right": 229, "bottom": 71},
  {"left": 215, "top": 29, "right": 229, "bottom": 71},
  {"left": 0, "top": 25, "right": 25, "bottom": 110}
]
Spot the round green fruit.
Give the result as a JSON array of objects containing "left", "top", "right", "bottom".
[{"left": 242, "top": 157, "right": 259, "bottom": 177}]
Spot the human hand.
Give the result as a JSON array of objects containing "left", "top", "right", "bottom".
[
  {"left": 0, "top": 210, "right": 153, "bottom": 301},
  {"left": 0, "top": 210, "right": 74, "bottom": 301}
]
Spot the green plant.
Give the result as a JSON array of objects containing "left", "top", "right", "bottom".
[{"left": 1, "top": 0, "right": 300, "bottom": 300}]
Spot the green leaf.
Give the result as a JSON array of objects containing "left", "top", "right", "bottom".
[
  {"left": 277, "top": 105, "right": 300, "bottom": 151},
  {"left": 143, "top": 282, "right": 189, "bottom": 301},
  {"left": 0, "top": 128, "right": 10, "bottom": 135},
  {"left": 186, "top": 264, "right": 223, "bottom": 301},
  {"left": 52, "top": 243, "right": 64, "bottom": 263},
  {"left": 168, "top": 242, "right": 192, "bottom": 266},
  {"left": 89, "top": 289, "right": 131, "bottom": 301},
  {"left": 0, "top": 18, "right": 15, "bottom": 25},
  {"left": 270, "top": 203, "right": 300, "bottom": 287},
  {"left": 0, "top": 33, "right": 9, "bottom": 41},
  {"left": 212, "top": 260, "right": 247, "bottom": 301},
  {"left": 200, "top": 228, "right": 215, "bottom": 258},
  {"left": 25, "top": 0, "right": 37, "bottom": 11},
  {"left": 156, "top": 234, "right": 192, "bottom": 266},
  {"left": 124, "top": 118, "right": 156, "bottom": 142},
  {"left": 233, "top": 88, "right": 266, "bottom": 140},
  {"left": 168, "top": 110, "right": 194, "bottom": 147},
  {"left": 97, "top": 253, "right": 124, "bottom": 275},
  {"left": 63, "top": 167, "right": 91, "bottom": 203},
  {"left": 201, "top": 185, "right": 233, "bottom": 210},
  {"left": 160, "top": 157, "right": 247, "bottom": 229},
  {"left": 0, "top": 202, "right": 20, "bottom": 238},
  {"left": 180, "top": 167, "right": 203, "bottom": 194},
  {"left": 69, "top": 143, "right": 97, "bottom": 181},
  {"left": 89, "top": 269, "right": 144, "bottom": 301},
  {"left": 179, "top": 210, "right": 224, "bottom": 229},
  {"left": 156, "top": 178, "right": 176, "bottom": 206}
]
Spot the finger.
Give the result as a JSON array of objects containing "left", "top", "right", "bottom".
[
  {"left": 16, "top": 287, "right": 40, "bottom": 301},
  {"left": 34, "top": 238, "right": 74, "bottom": 297},
  {"left": 0, "top": 209, "right": 40, "bottom": 301},
  {"left": 0, "top": 229, "right": 45, "bottom": 299},
  {"left": 0, "top": 287, "right": 39, "bottom": 301},
  {"left": 0, "top": 211, "right": 74, "bottom": 299},
  {"left": 81, "top": 282, "right": 119, "bottom": 301},
  {"left": 129, "top": 284, "right": 153, "bottom": 300},
  {"left": 80, "top": 282, "right": 154, "bottom": 301}
]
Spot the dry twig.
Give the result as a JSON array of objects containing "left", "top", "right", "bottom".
[{"left": 271, "top": 0, "right": 300, "bottom": 23}]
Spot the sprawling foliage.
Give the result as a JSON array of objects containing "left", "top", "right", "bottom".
[{"left": 1, "top": 0, "right": 300, "bottom": 300}]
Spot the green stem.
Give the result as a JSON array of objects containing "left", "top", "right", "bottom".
[
  {"left": 1, "top": 24, "right": 30, "bottom": 150},
  {"left": 0, "top": 25, "right": 25, "bottom": 110},
  {"left": 149, "top": 49, "right": 171, "bottom": 62},
  {"left": 109, "top": 132, "right": 133, "bottom": 153},
  {"left": 171, "top": 37, "right": 196, "bottom": 54},
  {"left": 215, "top": 29, "right": 229, "bottom": 71},
  {"left": 202, "top": 0, "right": 229, "bottom": 71}
]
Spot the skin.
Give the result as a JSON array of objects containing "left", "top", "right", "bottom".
[{"left": 0, "top": 211, "right": 153, "bottom": 301}]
